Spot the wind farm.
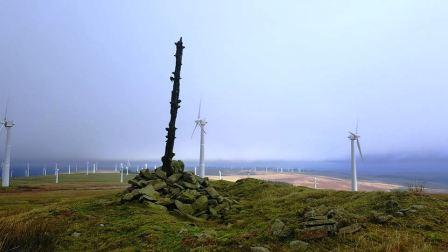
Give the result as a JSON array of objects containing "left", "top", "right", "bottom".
[{"left": 1, "top": 1, "right": 448, "bottom": 251}]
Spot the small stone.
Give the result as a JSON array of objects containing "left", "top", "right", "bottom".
[
  {"left": 209, "top": 207, "right": 219, "bottom": 217},
  {"left": 372, "top": 213, "right": 393, "bottom": 224},
  {"left": 139, "top": 185, "right": 160, "bottom": 200},
  {"left": 172, "top": 160, "right": 185, "bottom": 173},
  {"left": 338, "top": 223, "right": 361, "bottom": 235},
  {"left": 72, "top": 232, "right": 81, "bottom": 237},
  {"left": 289, "top": 240, "right": 309, "bottom": 251},
  {"left": 167, "top": 173, "right": 183, "bottom": 184},
  {"left": 156, "top": 197, "right": 173, "bottom": 206},
  {"left": 182, "top": 181, "right": 200, "bottom": 189},
  {"left": 140, "top": 169, "right": 157, "bottom": 180},
  {"left": 122, "top": 189, "right": 140, "bottom": 201},
  {"left": 271, "top": 219, "right": 291, "bottom": 238},
  {"left": 175, "top": 200, "right": 194, "bottom": 215},
  {"left": 183, "top": 171, "right": 197, "bottom": 184},
  {"left": 128, "top": 179, "right": 140, "bottom": 187},
  {"left": 250, "top": 246, "right": 270, "bottom": 252},
  {"left": 149, "top": 180, "right": 167, "bottom": 190},
  {"left": 99, "top": 224, "right": 105, "bottom": 227},
  {"left": 145, "top": 201, "right": 168, "bottom": 211},
  {"left": 205, "top": 187, "right": 220, "bottom": 198},
  {"left": 208, "top": 199, "right": 218, "bottom": 206},
  {"left": 394, "top": 211, "right": 404, "bottom": 217},
  {"left": 154, "top": 168, "right": 167, "bottom": 180},
  {"left": 192, "top": 195, "right": 209, "bottom": 211}
]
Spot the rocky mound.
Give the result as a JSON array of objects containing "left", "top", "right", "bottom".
[{"left": 120, "top": 161, "right": 235, "bottom": 221}]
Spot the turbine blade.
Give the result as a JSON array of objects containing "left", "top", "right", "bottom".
[
  {"left": 3, "top": 100, "right": 8, "bottom": 121},
  {"left": 357, "top": 139, "right": 364, "bottom": 160},
  {"left": 191, "top": 122, "right": 198, "bottom": 138},
  {"left": 0, "top": 124, "right": 4, "bottom": 134},
  {"left": 197, "top": 99, "right": 202, "bottom": 119},
  {"left": 355, "top": 120, "right": 359, "bottom": 134}
]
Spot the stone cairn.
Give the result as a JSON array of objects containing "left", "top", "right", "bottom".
[
  {"left": 121, "top": 160, "right": 234, "bottom": 221},
  {"left": 121, "top": 38, "right": 234, "bottom": 220}
]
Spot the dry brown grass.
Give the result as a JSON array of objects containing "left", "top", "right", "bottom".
[{"left": 0, "top": 215, "right": 56, "bottom": 252}]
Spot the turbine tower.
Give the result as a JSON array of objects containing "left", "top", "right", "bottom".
[
  {"left": 348, "top": 126, "right": 364, "bottom": 192},
  {"left": 1, "top": 105, "right": 14, "bottom": 187},
  {"left": 191, "top": 101, "right": 207, "bottom": 178}
]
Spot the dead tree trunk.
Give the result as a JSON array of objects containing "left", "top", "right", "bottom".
[{"left": 161, "top": 37, "right": 184, "bottom": 176}]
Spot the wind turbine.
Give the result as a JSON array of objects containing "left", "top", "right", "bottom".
[
  {"left": 1, "top": 104, "right": 14, "bottom": 187},
  {"left": 348, "top": 124, "right": 364, "bottom": 192},
  {"left": 26, "top": 162, "right": 30, "bottom": 177},
  {"left": 191, "top": 100, "right": 207, "bottom": 178}
]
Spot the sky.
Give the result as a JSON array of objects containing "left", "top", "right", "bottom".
[{"left": 0, "top": 1, "right": 447, "bottom": 162}]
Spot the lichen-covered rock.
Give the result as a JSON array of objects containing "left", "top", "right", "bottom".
[
  {"left": 250, "top": 246, "right": 270, "bottom": 252},
  {"left": 183, "top": 171, "right": 197, "bottom": 184},
  {"left": 192, "top": 195, "right": 209, "bottom": 211},
  {"left": 172, "top": 160, "right": 185, "bottom": 174},
  {"left": 175, "top": 200, "right": 194, "bottom": 215},
  {"left": 121, "top": 161, "right": 236, "bottom": 221},
  {"left": 122, "top": 189, "right": 140, "bottom": 201},
  {"left": 149, "top": 179, "right": 167, "bottom": 190},
  {"left": 167, "top": 173, "right": 183, "bottom": 184},
  {"left": 271, "top": 219, "right": 291, "bottom": 239},
  {"left": 338, "top": 223, "right": 361, "bottom": 235},
  {"left": 139, "top": 185, "right": 160, "bottom": 200},
  {"left": 205, "top": 187, "right": 219, "bottom": 198},
  {"left": 154, "top": 168, "right": 167, "bottom": 180}
]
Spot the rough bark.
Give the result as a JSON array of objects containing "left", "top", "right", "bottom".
[{"left": 161, "top": 37, "right": 184, "bottom": 176}]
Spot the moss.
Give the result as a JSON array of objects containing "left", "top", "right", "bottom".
[{"left": 0, "top": 175, "right": 447, "bottom": 251}]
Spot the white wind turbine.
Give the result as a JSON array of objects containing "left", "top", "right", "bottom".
[
  {"left": 1, "top": 105, "right": 14, "bottom": 187},
  {"left": 191, "top": 101, "right": 207, "bottom": 178},
  {"left": 348, "top": 124, "right": 364, "bottom": 192}
]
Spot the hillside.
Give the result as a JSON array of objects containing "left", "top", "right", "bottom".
[{"left": 1, "top": 174, "right": 447, "bottom": 251}]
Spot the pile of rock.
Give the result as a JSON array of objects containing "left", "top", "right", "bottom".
[
  {"left": 120, "top": 161, "right": 234, "bottom": 221},
  {"left": 295, "top": 210, "right": 338, "bottom": 240}
]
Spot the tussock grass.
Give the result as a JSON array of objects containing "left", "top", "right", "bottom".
[
  {"left": 1, "top": 175, "right": 447, "bottom": 251},
  {"left": 0, "top": 215, "right": 55, "bottom": 251}
]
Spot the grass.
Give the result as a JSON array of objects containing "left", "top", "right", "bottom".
[{"left": 0, "top": 174, "right": 447, "bottom": 251}]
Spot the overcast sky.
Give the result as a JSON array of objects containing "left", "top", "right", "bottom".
[{"left": 0, "top": 1, "right": 447, "bottom": 161}]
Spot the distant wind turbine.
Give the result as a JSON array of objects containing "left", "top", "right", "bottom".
[
  {"left": 1, "top": 103, "right": 14, "bottom": 187},
  {"left": 191, "top": 100, "right": 207, "bottom": 178},
  {"left": 26, "top": 162, "right": 30, "bottom": 177},
  {"left": 120, "top": 163, "right": 124, "bottom": 183},
  {"left": 348, "top": 123, "right": 364, "bottom": 192}
]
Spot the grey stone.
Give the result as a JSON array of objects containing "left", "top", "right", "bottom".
[
  {"left": 175, "top": 200, "right": 194, "bottom": 215},
  {"left": 182, "top": 181, "right": 199, "bottom": 189},
  {"left": 183, "top": 171, "right": 197, "bottom": 184},
  {"left": 156, "top": 197, "right": 173, "bottom": 206},
  {"left": 205, "top": 187, "right": 220, "bottom": 198},
  {"left": 154, "top": 168, "right": 167, "bottom": 180},
  {"left": 149, "top": 179, "right": 167, "bottom": 190},
  {"left": 250, "top": 246, "right": 270, "bottom": 252},
  {"left": 122, "top": 189, "right": 140, "bottom": 201},
  {"left": 145, "top": 201, "right": 168, "bottom": 211},
  {"left": 72, "top": 232, "right": 81, "bottom": 237},
  {"left": 139, "top": 185, "right": 160, "bottom": 200},
  {"left": 394, "top": 211, "right": 404, "bottom": 217},
  {"left": 167, "top": 173, "right": 183, "bottom": 184},
  {"left": 271, "top": 219, "right": 291, "bottom": 238},
  {"left": 208, "top": 199, "right": 218, "bottom": 206},
  {"left": 128, "top": 179, "right": 140, "bottom": 187},
  {"left": 338, "top": 223, "right": 361, "bottom": 235},
  {"left": 192, "top": 195, "right": 209, "bottom": 211},
  {"left": 289, "top": 240, "right": 309, "bottom": 251}
]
